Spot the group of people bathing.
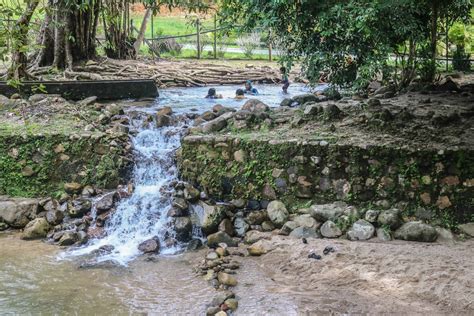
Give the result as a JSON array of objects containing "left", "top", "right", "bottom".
[{"left": 205, "top": 66, "right": 290, "bottom": 100}]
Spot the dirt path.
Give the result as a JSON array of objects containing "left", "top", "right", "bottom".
[{"left": 233, "top": 235, "right": 474, "bottom": 314}]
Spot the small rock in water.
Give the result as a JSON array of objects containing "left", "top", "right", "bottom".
[
  {"left": 138, "top": 236, "right": 160, "bottom": 253},
  {"left": 247, "top": 243, "right": 267, "bottom": 256},
  {"left": 187, "top": 238, "right": 203, "bottom": 251},
  {"left": 206, "top": 251, "right": 219, "bottom": 260},
  {"left": 308, "top": 252, "right": 322, "bottom": 260},
  {"left": 217, "top": 272, "right": 238, "bottom": 286}
]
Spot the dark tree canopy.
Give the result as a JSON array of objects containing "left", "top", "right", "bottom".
[{"left": 219, "top": 0, "right": 472, "bottom": 89}]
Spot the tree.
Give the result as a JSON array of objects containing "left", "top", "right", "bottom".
[{"left": 219, "top": 0, "right": 472, "bottom": 89}]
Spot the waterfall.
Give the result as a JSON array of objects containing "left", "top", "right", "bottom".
[{"left": 66, "top": 113, "right": 187, "bottom": 265}]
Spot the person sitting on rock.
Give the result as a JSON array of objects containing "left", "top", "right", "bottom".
[
  {"left": 205, "top": 88, "right": 223, "bottom": 99},
  {"left": 235, "top": 88, "right": 246, "bottom": 100},
  {"left": 244, "top": 80, "right": 259, "bottom": 95},
  {"left": 280, "top": 66, "right": 290, "bottom": 94}
]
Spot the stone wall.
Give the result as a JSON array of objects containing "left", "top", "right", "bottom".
[
  {"left": 178, "top": 135, "right": 474, "bottom": 225},
  {"left": 0, "top": 133, "right": 132, "bottom": 197}
]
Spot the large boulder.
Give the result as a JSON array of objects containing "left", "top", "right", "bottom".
[
  {"left": 138, "top": 236, "right": 161, "bottom": 253},
  {"left": 45, "top": 209, "right": 64, "bottom": 225},
  {"left": 394, "top": 221, "right": 438, "bottom": 242},
  {"left": 207, "top": 231, "right": 237, "bottom": 247},
  {"left": 320, "top": 220, "right": 342, "bottom": 238},
  {"left": 0, "top": 197, "right": 39, "bottom": 228},
  {"left": 241, "top": 99, "right": 269, "bottom": 112},
  {"left": 377, "top": 209, "right": 403, "bottom": 230},
  {"left": 459, "top": 223, "right": 474, "bottom": 237},
  {"left": 21, "top": 218, "right": 50, "bottom": 240},
  {"left": 347, "top": 219, "right": 375, "bottom": 241},
  {"left": 174, "top": 217, "right": 193, "bottom": 242},
  {"left": 266, "top": 200, "right": 289, "bottom": 227},
  {"left": 58, "top": 231, "right": 79, "bottom": 246},
  {"left": 198, "top": 201, "right": 227, "bottom": 235},
  {"left": 310, "top": 202, "right": 346, "bottom": 222}
]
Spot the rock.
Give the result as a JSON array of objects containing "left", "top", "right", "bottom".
[
  {"left": 21, "top": 218, "right": 50, "bottom": 240},
  {"left": 187, "top": 238, "right": 203, "bottom": 251},
  {"left": 244, "top": 230, "right": 269, "bottom": 244},
  {"left": 246, "top": 210, "right": 268, "bottom": 225},
  {"left": 322, "top": 104, "right": 342, "bottom": 120},
  {"left": 347, "top": 220, "right": 375, "bottom": 241},
  {"left": 378, "top": 209, "right": 403, "bottom": 230},
  {"left": 241, "top": 99, "right": 269, "bottom": 112},
  {"left": 0, "top": 222, "right": 8, "bottom": 231},
  {"left": 279, "top": 220, "right": 299, "bottom": 235},
  {"left": 261, "top": 221, "right": 275, "bottom": 231},
  {"left": 320, "top": 220, "right": 342, "bottom": 238},
  {"left": 266, "top": 200, "right": 289, "bottom": 227},
  {"left": 82, "top": 186, "right": 96, "bottom": 197},
  {"left": 138, "top": 236, "right": 161, "bottom": 253},
  {"left": 376, "top": 228, "right": 392, "bottom": 241},
  {"left": 436, "top": 227, "right": 455, "bottom": 243},
  {"left": 364, "top": 210, "right": 379, "bottom": 223},
  {"left": 167, "top": 207, "right": 187, "bottom": 217},
  {"left": 95, "top": 192, "right": 116, "bottom": 213},
  {"left": 156, "top": 114, "right": 172, "bottom": 127},
  {"left": 206, "top": 307, "right": 221, "bottom": 316},
  {"left": 303, "top": 103, "right": 322, "bottom": 116},
  {"left": 79, "top": 96, "right": 97, "bottom": 106},
  {"left": 64, "top": 182, "right": 82, "bottom": 194},
  {"left": 293, "top": 93, "right": 318, "bottom": 105},
  {"left": 289, "top": 227, "right": 319, "bottom": 239},
  {"left": 233, "top": 149, "right": 246, "bottom": 162},
  {"left": 218, "top": 218, "right": 235, "bottom": 236},
  {"left": 202, "top": 112, "right": 233, "bottom": 133},
  {"left": 280, "top": 98, "right": 293, "bottom": 107},
  {"left": 458, "top": 223, "right": 474, "bottom": 237},
  {"left": 217, "top": 272, "right": 237, "bottom": 286},
  {"left": 210, "top": 290, "right": 234, "bottom": 306},
  {"left": 174, "top": 217, "right": 192, "bottom": 242},
  {"left": 199, "top": 202, "right": 227, "bottom": 235},
  {"left": 68, "top": 198, "right": 91, "bottom": 218},
  {"left": 247, "top": 243, "right": 267, "bottom": 256},
  {"left": 215, "top": 247, "right": 228, "bottom": 257},
  {"left": 201, "top": 111, "right": 217, "bottom": 121},
  {"left": 157, "top": 106, "right": 173, "bottom": 116},
  {"left": 310, "top": 202, "right": 346, "bottom": 222},
  {"left": 293, "top": 214, "right": 319, "bottom": 229},
  {"left": 206, "top": 251, "right": 219, "bottom": 260},
  {"left": 230, "top": 199, "right": 246, "bottom": 208},
  {"left": 172, "top": 197, "right": 188, "bottom": 211},
  {"left": 0, "top": 197, "right": 39, "bottom": 228},
  {"left": 58, "top": 231, "right": 78, "bottom": 246},
  {"left": 224, "top": 298, "right": 238, "bottom": 311},
  {"left": 436, "top": 76, "right": 460, "bottom": 92},
  {"left": 207, "top": 232, "right": 237, "bottom": 248},
  {"left": 233, "top": 217, "right": 249, "bottom": 237},
  {"left": 394, "top": 221, "right": 438, "bottom": 242},
  {"left": 45, "top": 210, "right": 64, "bottom": 225},
  {"left": 183, "top": 185, "right": 200, "bottom": 202},
  {"left": 374, "top": 85, "right": 396, "bottom": 96}
]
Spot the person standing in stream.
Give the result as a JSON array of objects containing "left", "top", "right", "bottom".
[{"left": 280, "top": 66, "right": 290, "bottom": 94}]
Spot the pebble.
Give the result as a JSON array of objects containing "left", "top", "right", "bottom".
[
  {"left": 217, "top": 272, "right": 238, "bottom": 286},
  {"left": 308, "top": 252, "right": 322, "bottom": 260}
]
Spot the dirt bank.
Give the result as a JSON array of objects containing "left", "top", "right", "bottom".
[{"left": 234, "top": 235, "right": 474, "bottom": 314}]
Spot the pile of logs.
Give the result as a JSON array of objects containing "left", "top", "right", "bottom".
[{"left": 29, "top": 58, "right": 299, "bottom": 88}]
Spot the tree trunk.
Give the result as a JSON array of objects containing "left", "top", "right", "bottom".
[
  {"left": 8, "top": 0, "right": 40, "bottom": 79},
  {"left": 133, "top": 8, "right": 152, "bottom": 53},
  {"left": 35, "top": 0, "right": 99, "bottom": 68},
  {"left": 430, "top": 1, "right": 439, "bottom": 62}
]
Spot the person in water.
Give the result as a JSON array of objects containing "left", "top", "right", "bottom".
[
  {"left": 205, "top": 88, "right": 223, "bottom": 99},
  {"left": 235, "top": 88, "right": 245, "bottom": 100},
  {"left": 280, "top": 66, "right": 290, "bottom": 94},
  {"left": 244, "top": 80, "right": 259, "bottom": 95}
]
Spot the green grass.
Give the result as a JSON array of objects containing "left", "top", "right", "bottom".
[{"left": 137, "top": 47, "right": 273, "bottom": 61}]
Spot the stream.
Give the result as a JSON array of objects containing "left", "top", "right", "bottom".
[{"left": 0, "top": 83, "right": 324, "bottom": 314}]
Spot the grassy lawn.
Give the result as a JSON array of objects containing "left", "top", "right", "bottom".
[{"left": 137, "top": 47, "right": 273, "bottom": 61}]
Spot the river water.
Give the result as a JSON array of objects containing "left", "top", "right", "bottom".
[{"left": 0, "top": 84, "right": 324, "bottom": 314}]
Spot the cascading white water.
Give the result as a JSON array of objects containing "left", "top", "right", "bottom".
[{"left": 66, "top": 114, "right": 187, "bottom": 264}]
